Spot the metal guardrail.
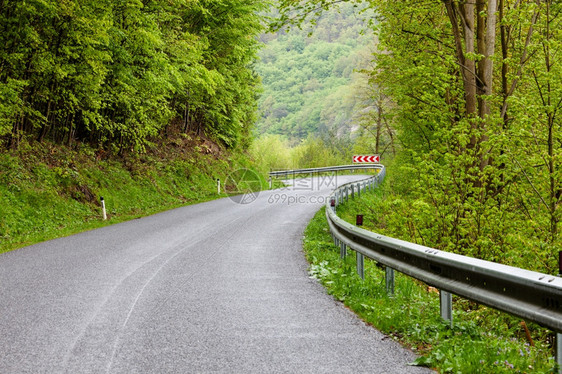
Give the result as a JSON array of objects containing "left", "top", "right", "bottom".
[
  {"left": 325, "top": 170, "right": 562, "bottom": 331},
  {"left": 269, "top": 164, "right": 383, "bottom": 178},
  {"left": 319, "top": 166, "right": 562, "bottom": 370}
]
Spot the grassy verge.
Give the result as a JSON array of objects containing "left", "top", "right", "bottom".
[
  {"left": 0, "top": 137, "right": 265, "bottom": 254},
  {"left": 303, "top": 206, "right": 558, "bottom": 373}
]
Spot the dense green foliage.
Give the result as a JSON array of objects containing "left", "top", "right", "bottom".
[
  {"left": 0, "top": 136, "right": 258, "bottom": 253},
  {"left": 256, "top": 3, "right": 375, "bottom": 143},
  {"left": 304, "top": 207, "right": 557, "bottom": 373},
  {"left": 0, "top": 0, "right": 266, "bottom": 151},
  {"left": 250, "top": 133, "right": 352, "bottom": 172},
  {"left": 368, "top": 0, "right": 562, "bottom": 274},
  {"left": 277, "top": 0, "right": 562, "bottom": 275}
]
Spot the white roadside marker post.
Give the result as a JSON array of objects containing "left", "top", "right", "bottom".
[{"left": 100, "top": 196, "right": 107, "bottom": 220}]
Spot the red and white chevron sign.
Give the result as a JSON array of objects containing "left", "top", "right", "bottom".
[{"left": 352, "top": 155, "right": 380, "bottom": 163}]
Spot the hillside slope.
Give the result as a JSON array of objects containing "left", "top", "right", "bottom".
[
  {"left": 0, "top": 132, "right": 260, "bottom": 253},
  {"left": 255, "top": 4, "right": 375, "bottom": 142}
]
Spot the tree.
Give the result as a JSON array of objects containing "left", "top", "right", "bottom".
[{"left": 0, "top": 0, "right": 267, "bottom": 151}]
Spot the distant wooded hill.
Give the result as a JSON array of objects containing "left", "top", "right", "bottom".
[{"left": 255, "top": 4, "right": 375, "bottom": 143}]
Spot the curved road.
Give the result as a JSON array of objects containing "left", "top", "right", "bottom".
[{"left": 0, "top": 175, "right": 430, "bottom": 373}]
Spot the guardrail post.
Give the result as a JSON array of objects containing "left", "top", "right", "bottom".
[
  {"left": 356, "top": 252, "right": 364, "bottom": 279},
  {"left": 340, "top": 242, "right": 347, "bottom": 259},
  {"left": 357, "top": 183, "right": 361, "bottom": 198},
  {"left": 554, "top": 332, "right": 562, "bottom": 374},
  {"left": 554, "top": 258, "right": 562, "bottom": 374},
  {"left": 440, "top": 290, "right": 453, "bottom": 327},
  {"left": 351, "top": 184, "right": 355, "bottom": 199},
  {"left": 333, "top": 234, "right": 340, "bottom": 247},
  {"left": 386, "top": 267, "right": 395, "bottom": 296}
]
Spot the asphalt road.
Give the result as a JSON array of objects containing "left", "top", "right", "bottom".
[{"left": 0, "top": 174, "right": 431, "bottom": 373}]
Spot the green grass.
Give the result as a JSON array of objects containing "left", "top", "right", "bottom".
[
  {"left": 303, "top": 206, "right": 558, "bottom": 373},
  {"left": 0, "top": 139, "right": 266, "bottom": 253}
]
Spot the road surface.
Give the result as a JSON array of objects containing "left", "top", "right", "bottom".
[{"left": 0, "top": 174, "right": 431, "bottom": 373}]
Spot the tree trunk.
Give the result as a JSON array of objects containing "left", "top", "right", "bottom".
[{"left": 443, "top": 0, "right": 498, "bottom": 175}]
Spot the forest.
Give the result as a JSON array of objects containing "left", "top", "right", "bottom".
[
  {"left": 275, "top": 0, "right": 562, "bottom": 275},
  {"left": 2, "top": 0, "right": 561, "bottom": 274},
  {"left": 0, "top": 0, "right": 266, "bottom": 152}
]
